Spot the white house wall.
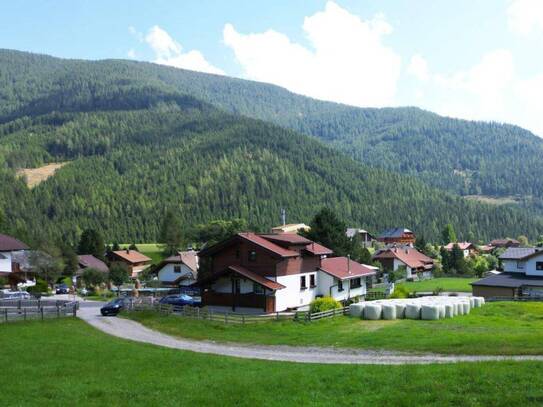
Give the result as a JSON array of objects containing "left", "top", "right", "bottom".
[
  {"left": 158, "top": 263, "right": 195, "bottom": 285},
  {"left": 275, "top": 272, "right": 318, "bottom": 311},
  {"left": 521, "top": 254, "right": 543, "bottom": 277},
  {"left": 502, "top": 259, "right": 524, "bottom": 273},
  {"left": 0, "top": 251, "right": 12, "bottom": 274},
  {"left": 212, "top": 276, "right": 255, "bottom": 294}
]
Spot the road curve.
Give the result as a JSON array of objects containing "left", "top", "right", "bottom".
[{"left": 78, "top": 306, "right": 543, "bottom": 365}]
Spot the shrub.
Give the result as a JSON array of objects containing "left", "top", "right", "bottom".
[
  {"left": 309, "top": 296, "right": 341, "bottom": 313},
  {"left": 27, "top": 278, "right": 49, "bottom": 296},
  {"left": 389, "top": 285, "right": 410, "bottom": 299}
]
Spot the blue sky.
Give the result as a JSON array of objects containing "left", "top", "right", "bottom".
[{"left": 2, "top": 0, "right": 543, "bottom": 135}]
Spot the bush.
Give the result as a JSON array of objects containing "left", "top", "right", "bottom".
[
  {"left": 389, "top": 285, "right": 410, "bottom": 299},
  {"left": 27, "top": 278, "right": 49, "bottom": 296},
  {"left": 309, "top": 296, "right": 341, "bottom": 313}
]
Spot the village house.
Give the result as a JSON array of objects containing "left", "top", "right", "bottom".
[
  {"left": 156, "top": 250, "right": 198, "bottom": 287},
  {"left": 372, "top": 246, "right": 434, "bottom": 280},
  {"left": 442, "top": 242, "right": 478, "bottom": 258},
  {"left": 377, "top": 228, "right": 416, "bottom": 246},
  {"left": 0, "top": 233, "right": 30, "bottom": 287},
  {"left": 489, "top": 238, "right": 520, "bottom": 249},
  {"left": 346, "top": 228, "right": 375, "bottom": 248},
  {"left": 271, "top": 223, "right": 310, "bottom": 234},
  {"left": 108, "top": 249, "right": 151, "bottom": 278},
  {"left": 198, "top": 232, "right": 375, "bottom": 312},
  {"left": 471, "top": 247, "right": 543, "bottom": 298},
  {"left": 74, "top": 255, "right": 109, "bottom": 284}
]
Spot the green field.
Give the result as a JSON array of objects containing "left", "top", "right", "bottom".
[
  {"left": 126, "top": 302, "right": 543, "bottom": 355},
  {"left": 399, "top": 277, "right": 477, "bottom": 293},
  {"left": 1, "top": 319, "right": 543, "bottom": 406}
]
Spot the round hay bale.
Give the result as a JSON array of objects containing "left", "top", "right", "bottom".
[
  {"left": 364, "top": 303, "right": 382, "bottom": 320},
  {"left": 438, "top": 304, "right": 446, "bottom": 319},
  {"left": 405, "top": 304, "right": 421, "bottom": 320},
  {"left": 382, "top": 304, "right": 397, "bottom": 320},
  {"left": 349, "top": 303, "right": 365, "bottom": 318},
  {"left": 472, "top": 297, "right": 482, "bottom": 308},
  {"left": 455, "top": 303, "right": 464, "bottom": 315},
  {"left": 394, "top": 303, "right": 406, "bottom": 319},
  {"left": 421, "top": 304, "right": 440, "bottom": 320},
  {"left": 462, "top": 302, "right": 471, "bottom": 314},
  {"left": 444, "top": 304, "right": 454, "bottom": 318},
  {"left": 469, "top": 297, "right": 476, "bottom": 308}
]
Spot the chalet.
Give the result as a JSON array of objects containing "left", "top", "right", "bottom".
[
  {"left": 489, "top": 238, "right": 520, "bottom": 249},
  {"left": 156, "top": 250, "right": 198, "bottom": 287},
  {"left": 373, "top": 246, "right": 434, "bottom": 280},
  {"left": 377, "top": 228, "right": 416, "bottom": 246},
  {"left": 108, "top": 249, "right": 151, "bottom": 278},
  {"left": 198, "top": 232, "right": 375, "bottom": 312},
  {"left": 471, "top": 247, "right": 543, "bottom": 298},
  {"left": 0, "top": 233, "right": 30, "bottom": 287},
  {"left": 271, "top": 223, "right": 310, "bottom": 234},
  {"left": 442, "top": 242, "right": 478, "bottom": 258},
  {"left": 74, "top": 255, "right": 109, "bottom": 284},
  {"left": 346, "top": 228, "right": 375, "bottom": 248}
]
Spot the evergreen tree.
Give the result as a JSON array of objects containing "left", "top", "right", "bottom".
[
  {"left": 449, "top": 243, "right": 466, "bottom": 274},
  {"left": 303, "top": 207, "right": 352, "bottom": 256},
  {"left": 77, "top": 229, "right": 105, "bottom": 260},
  {"left": 441, "top": 223, "right": 457, "bottom": 245},
  {"left": 415, "top": 234, "right": 426, "bottom": 252},
  {"left": 159, "top": 210, "right": 182, "bottom": 256}
]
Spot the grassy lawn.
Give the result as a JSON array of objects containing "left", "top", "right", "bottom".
[
  {"left": 399, "top": 277, "right": 477, "bottom": 292},
  {"left": 126, "top": 302, "right": 543, "bottom": 355},
  {"left": 1, "top": 319, "right": 543, "bottom": 406}
]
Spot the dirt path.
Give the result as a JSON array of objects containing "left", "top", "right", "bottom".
[{"left": 77, "top": 306, "right": 543, "bottom": 365}]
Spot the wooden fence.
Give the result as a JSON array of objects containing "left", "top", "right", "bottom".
[
  {"left": 294, "top": 306, "right": 350, "bottom": 321},
  {"left": 0, "top": 300, "right": 78, "bottom": 323},
  {"left": 486, "top": 296, "right": 543, "bottom": 302}
]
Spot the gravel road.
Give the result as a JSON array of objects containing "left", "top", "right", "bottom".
[{"left": 77, "top": 305, "right": 543, "bottom": 365}]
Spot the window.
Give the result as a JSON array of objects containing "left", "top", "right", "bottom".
[
  {"left": 537, "top": 262, "right": 543, "bottom": 271},
  {"left": 253, "top": 283, "right": 264, "bottom": 295},
  {"left": 300, "top": 275, "right": 307, "bottom": 290},
  {"left": 517, "top": 261, "right": 524, "bottom": 269},
  {"left": 350, "top": 278, "right": 362, "bottom": 289},
  {"left": 173, "top": 265, "right": 181, "bottom": 273},
  {"left": 248, "top": 250, "right": 257, "bottom": 262},
  {"left": 338, "top": 280, "right": 344, "bottom": 292},
  {"left": 309, "top": 274, "right": 316, "bottom": 288},
  {"left": 366, "top": 276, "right": 374, "bottom": 289}
]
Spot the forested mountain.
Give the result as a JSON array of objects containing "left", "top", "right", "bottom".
[
  {"left": 0, "top": 49, "right": 542, "bottom": 244},
  {"left": 2, "top": 49, "right": 541, "bottom": 204}
]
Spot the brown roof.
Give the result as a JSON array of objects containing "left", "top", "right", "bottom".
[
  {"left": 0, "top": 234, "right": 28, "bottom": 251},
  {"left": 490, "top": 239, "right": 520, "bottom": 247},
  {"left": 320, "top": 257, "right": 376, "bottom": 280},
  {"left": 443, "top": 242, "right": 475, "bottom": 251},
  {"left": 112, "top": 250, "right": 151, "bottom": 264},
  {"left": 260, "top": 233, "right": 312, "bottom": 245},
  {"left": 78, "top": 255, "right": 109, "bottom": 273},
  {"left": 199, "top": 232, "right": 299, "bottom": 258},
  {"left": 228, "top": 265, "right": 285, "bottom": 290},
  {"left": 373, "top": 247, "right": 434, "bottom": 270},
  {"left": 304, "top": 242, "right": 334, "bottom": 256}
]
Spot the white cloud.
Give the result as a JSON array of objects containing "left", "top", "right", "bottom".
[
  {"left": 223, "top": 1, "right": 401, "bottom": 107},
  {"left": 507, "top": 0, "right": 543, "bottom": 35},
  {"left": 407, "top": 54, "right": 429, "bottom": 81},
  {"left": 144, "top": 25, "right": 224, "bottom": 75},
  {"left": 127, "top": 49, "right": 137, "bottom": 59}
]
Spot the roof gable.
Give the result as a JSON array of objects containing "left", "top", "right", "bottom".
[
  {"left": 112, "top": 250, "right": 151, "bottom": 264},
  {"left": 0, "top": 234, "right": 28, "bottom": 251},
  {"left": 320, "top": 257, "right": 376, "bottom": 280}
]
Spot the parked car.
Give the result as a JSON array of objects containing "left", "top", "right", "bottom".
[
  {"left": 55, "top": 284, "right": 69, "bottom": 294},
  {"left": 100, "top": 297, "right": 129, "bottom": 316},
  {"left": 159, "top": 294, "right": 201, "bottom": 307},
  {"left": 0, "top": 290, "right": 31, "bottom": 300}
]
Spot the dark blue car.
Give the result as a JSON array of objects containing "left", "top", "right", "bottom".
[
  {"left": 159, "top": 294, "right": 201, "bottom": 307},
  {"left": 100, "top": 297, "right": 128, "bottom": 316}
]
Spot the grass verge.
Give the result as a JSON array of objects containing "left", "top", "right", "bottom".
[
  {"left": 1, "top": 318, "right": 543, "bottom": 406},
  {"left": 125, "top": 302, "right": 543, "bottom": 355},
  {"left": 399, "top": 277, "right": 477, "bottom": 292}
]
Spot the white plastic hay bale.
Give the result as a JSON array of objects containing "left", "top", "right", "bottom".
[
  {"left": 472, "top": 297, "right": 482, "bottom": 308},
  {"left": 364, "top": 303, "right": 382, "bottom": 320},
  {"left": 444, "top": 304, "right": 454, "bottom": 318},
  {"left": 421, "top": 305, "right": 440, "bottom": 320},
  {"left": 456, "top": 303, "right": 464, "bottom": 315},
  {"left": 382, "top": 304, "right": 397, "bottom": 320},
  {"left": 395, "top": 303, "right": 406, "bottom": 319},
  {"left": 405, "top": 304, "right": 421, "bottom": 320},
  {"left": 479, "top": 296, "right": 485, "bottom": 306},
  {"left": 438, "top": 304, "right": 446, "bottom": 319},
  {"left": 462, "top": 302, "right": 471, "bottom": 314},
  {"left": 349, "top": 303, "right": 365, "bottom": 318},
  {"left": 469, "top": 297, "right": 476, "bottom": 308}
]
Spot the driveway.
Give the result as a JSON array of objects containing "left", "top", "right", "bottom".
[{"left": 77, "top": 306, "right": 543, "bottom": 365}]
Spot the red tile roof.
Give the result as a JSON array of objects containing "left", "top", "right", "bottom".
[
  {"left": 0, "top": 234, "right": 28, "bottom": 251},
  {"left": 443, "top": 242, "right": 474, "bottom": 251},
  {"left": 260, "top": 233, "right": 312, "bottom": 245},
  {"left": 373, "top": 247, "right": 434, "bottom": 270},
  {"left": 304, "top": 241, "right": 334, "bottom": 256},
  {"left": 112, "top": 250, "right": 151, "bottom": 264},
  {"left": 320, "top": 257, "right": 376, "bottom": 280},
  {"left": 228, "top": 265, "right": 285, "bottom": 290}
]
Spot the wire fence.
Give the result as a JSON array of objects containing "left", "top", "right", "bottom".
[{"left": 0, "top": 299, "right": 78, "bottom": 323}]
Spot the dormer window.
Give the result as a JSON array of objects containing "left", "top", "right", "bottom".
[{"left": 248, "top": 250, "right": 257, "bottom": 262}]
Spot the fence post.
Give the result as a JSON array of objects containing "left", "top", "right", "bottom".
[
  {"left": 4, "top": 308, "right": 7, "bottom": 323},
  {"left": 73, "top": 304, "right": 77, "bottom": 317},
  {"left": 57, "top": 305, "right": 60, "bottom": 318},
  {"left": 18, "top": 300, "right": 21, "bottom": 310},
  {"left": 40, "top": 308, "right": 44, "bottom": 321},
  {"left": 197, "top": 307, "right": 200, "bottom": 319}
]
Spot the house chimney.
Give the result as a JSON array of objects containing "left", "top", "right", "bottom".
[
  {"left": 281, "top": 208, "right": 286, "bottom": 226},
  {"left": 126, "top": 248, "right": 130, "bottom": 254}
]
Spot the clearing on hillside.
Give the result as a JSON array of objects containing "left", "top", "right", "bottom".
[
  {"left": 16, "top": 162, "right": 68, "bottom": 188},
  {"left": 464, "top": 195, "right": 519, "bottom": 206}
]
